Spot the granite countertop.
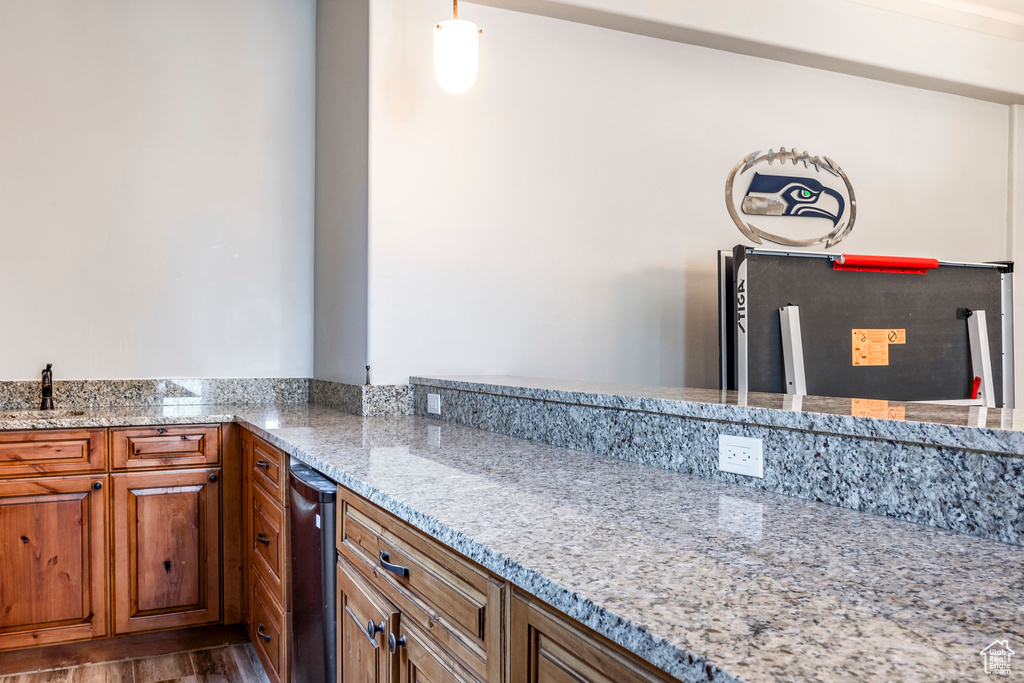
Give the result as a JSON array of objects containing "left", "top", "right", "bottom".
[
  {"left": 2, "top": 403, "right": 1021, "bottom": 682},
  {"left": 413, "top": 375, "right": 1024, "bottom": 456}
]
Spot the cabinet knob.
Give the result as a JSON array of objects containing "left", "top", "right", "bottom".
[
  {"left": 157, "top": 428, "right": 168, "bottom": 434},
  {"left": 256, "top": 459, "right": 270, "bottom": 470},
  {"left": 208, "top": 473, "right": 218, "bottom": 483},
  {"left": 257, "top": 624, "right": 272, "bottom": 643},
  {"left": 256, "top": 532, "right": 271, "bottom": 546},
  {"left": 387, "top": 633, "right": 407, "bottom": 654},
  {"left": 92, "top": 481, "right": 103, "bottom": 491},
  {"left": 366, "top": 620, "right": 385, "bottom": 640}
]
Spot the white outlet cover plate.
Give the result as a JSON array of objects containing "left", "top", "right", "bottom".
[
  {"left": 427, "top": 393, "right": 441, "bottom": 415},
  {"left": 718, "top": 434, "right": 764, "bottom": 478}
]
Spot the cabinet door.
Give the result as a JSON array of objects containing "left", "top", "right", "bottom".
[
  {"left": 511, "top": 591, "right": 676, "bottom": 683},
  {"left": 112, "top": 468, "right": 222, "bottom": 634},
  {"left": 0, "top": 475, "right": 108, "bottom": 651},
  {"left": 394, "top": 620, "right": 482, "bottom": 683},
  {"left": 337, "top": 556, "right": 398, "bottom": 683}
]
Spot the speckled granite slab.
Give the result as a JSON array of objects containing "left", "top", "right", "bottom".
[
  {"left": 0, "top": 378, "right": 308, "bottom": 410},
  {"left": 0, "top": 403, "right": 1020, "bottom": 682},
  {"left": 412, "top": 376, "right": 1024, "bottom": 454},
  {"left": 230, "top": 408, "right": 1022, "bottom": 683},
  {"left": 411, "top": 376, "right": 1024, "bottom": 546},
  {"left": 310, "top": 379, "right": 413, "bottom": 416}
]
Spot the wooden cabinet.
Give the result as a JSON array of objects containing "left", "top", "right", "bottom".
[
  {"left": 511, "top": 591, "right": 676, "bottom": 683},
  {"left": 0, "top": 475, "right": 108, "bottom": 651},
  {"left": 243, "top": 429, "right": 290, "bottom": 683},
  {"left": 111, "top": 468, "right": 222, "bottom": 634},
  {"left": 337, "top": 490, "right": 504, "bottom": 683},
  {"left": 337, "top": 555, "right": 398, "bottom": 683},
  {"left": 0, "top": 424, "right": 238, "bottom": 657}
]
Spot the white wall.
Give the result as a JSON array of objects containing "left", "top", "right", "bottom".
[
  {"left": 367, "top": 0, "right": 1011, "bottom": 388},
  {"left": 315, "top": 0, "right": 370, "bottom": 385},
  {"left": 0, "top": 0, "right": 315, "bottom": 380},
  {"left": 1012, "top": 104, "right": 1023, "bottom": 406}
]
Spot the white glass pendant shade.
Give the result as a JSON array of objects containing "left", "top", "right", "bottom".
[{"left": 434, "top": 19, "right": 479, "bottom": 95}]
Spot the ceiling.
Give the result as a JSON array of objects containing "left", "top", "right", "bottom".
[{"left": 846, "top": 0, "right": 1024, "bottom": 39}]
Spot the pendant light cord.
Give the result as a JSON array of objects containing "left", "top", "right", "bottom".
[{"left": 453, "top": 0, "right": 458, "bottom": 19}]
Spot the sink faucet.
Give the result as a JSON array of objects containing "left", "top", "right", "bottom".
[{"left": 40, "top": 364, "right": 54, "bottom": 410}]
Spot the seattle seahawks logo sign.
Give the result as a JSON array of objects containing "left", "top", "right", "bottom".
[{"left": 725, "top": 148, "right": 856, "bottom": 248}]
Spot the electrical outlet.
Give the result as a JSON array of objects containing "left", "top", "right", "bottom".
[
  {"left": 427, "top": 393, "right": 441, "bottom": 415},
  {"left": 718, "top": 434, "right": 764, "bottom": 478}
]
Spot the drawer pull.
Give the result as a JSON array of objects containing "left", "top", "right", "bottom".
[
  {"left": 92, "top": 481, "right": 103, "bottom": 490},
  {"left": 256, "top": 532, "right": 271, "bottom": 546},
  {"left": 157, "top": 428, "right": 168, "bottom": 434},
  {"left": 257, "top": 624, "right": 272, "bottom": 643},
  {"left": 379, "top": 550, "right": 409, "bottom": 579},
  {"left": 256, "top": 459, "right": 270, "bottom": 470},
  {"left": 366, "top": 620, "right": 385, "bottom": 640},
  {"left": 208, "top": 473, "right": 218, "bottom": 483},
  {"left": 387, "top": 633, "right": 407, "bottom": 654}
]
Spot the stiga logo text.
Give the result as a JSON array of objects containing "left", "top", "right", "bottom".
[{"left": 725, "top": 148, "right": 856, "bottom": 249}]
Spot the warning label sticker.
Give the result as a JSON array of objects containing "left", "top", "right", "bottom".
[
  {"left": 852, "top": 329, "right": 906, "bottom": 366},
  {"left": 851, "top": 398, "right": 906, "bottom": 420}
]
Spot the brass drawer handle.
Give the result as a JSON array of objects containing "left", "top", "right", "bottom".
[
  {"left": 256, "top": 532, "right": 271, "bottom": 546},
  {"left": 256, "top": 459, "right": 270, "bottom": 470},
  {"left": 257, "top": 624, "right": 271, "bottom": 642},
  {"left": 379, "top": 550, "right": 409, "bottom": 579}
]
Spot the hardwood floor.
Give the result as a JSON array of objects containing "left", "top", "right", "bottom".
[{"left": 0, "top": 644, "right": 271, "bottom": 683}]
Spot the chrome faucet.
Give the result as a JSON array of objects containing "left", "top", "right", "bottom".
[{"left": 40, "top": 364, "right": 54, "bottom": 410}]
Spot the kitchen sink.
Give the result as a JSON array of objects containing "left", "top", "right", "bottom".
[{"left": 0, "top": 409, "right": 87, "bottom": 419}]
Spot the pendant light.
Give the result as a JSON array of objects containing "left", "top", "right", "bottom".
[{"left": 434, "top": 0, "right": 481, "bottom": 95}]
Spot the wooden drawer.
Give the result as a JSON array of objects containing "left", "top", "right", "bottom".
[
  {"left": 251, "top": 483, "right": 288, "bottom": 609},
  {"left": 0, "top": 430, "right": 105, "bottom": 478},
  {"left": 252, "top": 568, "right": 289, "bottom": 683},
  {"left": 111, "top": 425, "right": 220, "bottom": 470},
  {"left": 250, "top": 434, "right": 287, "bottom": 504},
  {"left": 337, "top": 490, "right": 506, "bottom": 682},
  {"left": 511, "top": 590, "right": 678, "bottom": 683}
]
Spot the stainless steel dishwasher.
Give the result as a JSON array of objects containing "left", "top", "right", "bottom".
[{"left": 289, "top": 459, "right": 338, "bottom": 683}]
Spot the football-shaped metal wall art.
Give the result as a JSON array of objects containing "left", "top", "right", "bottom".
[{"left": 725, "top": 148, "right": 856, "bottom": 248}]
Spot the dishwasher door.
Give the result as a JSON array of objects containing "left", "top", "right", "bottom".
[{"left": 289, "top": 459, "right": 338, "bottom": 683}]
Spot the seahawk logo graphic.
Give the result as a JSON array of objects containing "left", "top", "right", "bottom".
[{"left": 725, "top": 148, "right": 856, "bottom": 248}]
